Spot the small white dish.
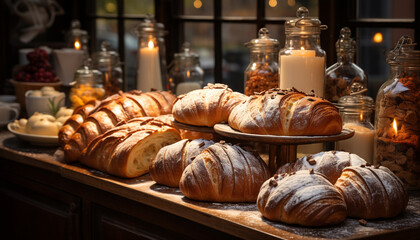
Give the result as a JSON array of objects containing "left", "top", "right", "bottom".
[
  {"left": 8, "top": 122, "right": 59, "bottom": 146},
  {"left": 25, "top": 90, "right": 65, "bottom": 116}
]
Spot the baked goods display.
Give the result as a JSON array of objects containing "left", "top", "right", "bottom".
[
  {"left": 179, "top": 142, "right": 270, "bottom": 202},
  {"left": 257, "top": 170, "right": 347, "bottom": 226},
  {"left": 81, "top": 117, "right": 181, "bottom": 178},
  {"left": 335, "top": 165, "right": 408, "bottom": 219},
  {"left": 149, "top": 139, "right": 215, "bottom": 187},
  {"left": 228, "top": 88, "right": 342, "bottom": 136},
  {"left": 63, "top": 90, "right": 176, "bottom": 163},
  {"left": 172, "top": 83, "right": 247, "bottom": 127}
]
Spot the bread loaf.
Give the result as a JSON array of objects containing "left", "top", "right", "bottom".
[
  {"left": 172, "top": 83, "right": 247, "bottom": 127},
  {"left": 150, "top": 139, "right": 215, "bottom": 187},
  {"left": 228, "top": 88, "right": 342, "bottom": 135},
  {"left": 58, "top": 100, "right": 100, "bottom": 145},
  {"left": 277, "top": 151, "right": 366, "bottom": 184},
  {"left": 335, "top": 165, "right": 408, "bottom": 219},
  {"left": 81, "top": 118, "right": 181, "bottom": 178},
  {"left": 257, "top": 170, "right": 347, "bottom": 226},
  {"left": 179, "top": 142, "right": 270, "bottom": 202},
  {"left": 63, "top": 90, "right": 175, "bottom": 163}
]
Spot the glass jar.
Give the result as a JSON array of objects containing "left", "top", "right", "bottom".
[
  {"left": 70, "top": 59, "right": 105, "bottom": 109},
  {"left": 244, "top": 28, "right": 280, "bottom": 96},
  {"left": 168, "top": 42, "right": 204, "bottom": 95},
  {"left": 279, "top": 6, "right": 327, "bottom": 97},
  {"left": 326, "top": 27, "right": 368, "bottom": 103},
  {"left": 135, "top": 17, "right": 167, "bottom": 92},
  {"left": 66, "top": 19, "right": 89, "bottom": 53},
  {"left": 336, "top": 94, "right": 375, "bottom": 163},
  {"left": 374, "top": 36, "right": 420, "bottom": 189},
  {"left": 92, "top": 41, "right": 123, "bottom": 96}
]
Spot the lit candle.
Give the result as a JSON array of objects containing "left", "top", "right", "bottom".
[
  {"left": 392, "top": 118, "right": 398, "bottom": 137},
  {"left": 137, "top": 40, "right": 163, "bottom": 91},
  {"left": 337, "top": 122, "right": 374, "bottom": 163},
  {"left": 74, "top": 39, "right": 81, "bottom": 50}
]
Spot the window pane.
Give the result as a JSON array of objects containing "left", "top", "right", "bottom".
[
  {"left": 222, "top": 0, "right": 256, "bottom": 17},
  {"left": 96, "top": 0, "right": 117, "bottom": 16},
  {"left": 357, "top": 28, "right": 415, "bottom": 98},
  {"left": 124, "top": 0, "right": 154, "bottom": 16},
  {"left": 183, "top": 0, "right": 213, "bottom": 16},
  {"left": 266, "top": 0, "right": 318, "bottom": 18},
  {"left": 95, "top": 19, "right": 118, "bottom": 51},
  {"left": 358, "top": 0, "right": 414, "bottom": 18},
  {"left": 222, "top": 23, "right": 256, "bottom": 92},
  {"left": 124, "top": 20, "right": 141, "bottom": 91},
  {"left": 184, "top": 22, "right": 214, "bottom": 85}
]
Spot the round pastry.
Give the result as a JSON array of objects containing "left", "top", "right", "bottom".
[
  {"left": 257, "top": 170, "right": 347, "bottom": 227},
  {"left": 25, "top": 112, "right": 62, "bottom": 136}
]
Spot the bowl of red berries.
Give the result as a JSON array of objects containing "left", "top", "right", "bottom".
[{"left": 11, "top": 48, "right": 61, "bottom": 112}]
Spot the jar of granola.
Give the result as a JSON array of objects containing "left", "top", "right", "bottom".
[
  {"left": 244, "top": 28, "right": 280, "bottom": 95},
  {"left": 374, "top": 36, "right": 420, "bottom": 189}
]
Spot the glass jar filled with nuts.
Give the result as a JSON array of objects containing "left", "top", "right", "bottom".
[
  {"left": 374, "top": 36, "right": 420, "bottom": 189},
  {"left": 244, "top": 28, "right": 280, "bottom": 95}
]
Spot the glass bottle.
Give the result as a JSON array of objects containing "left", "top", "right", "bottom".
[
  {"left": 135, "top": 17, "right": 167, "bottom": 92},
  {"left": 374, "top": 36, "right": 420, "bottom": 189},
  {"left": 168, "top": 42, "right": 204, "bottom": 95},
  {"left": 244, "top": 28, "right": 280, "bottom": 96},
  {"left": 92, "top": 41, "right": 123, "bottom": 96},
  {"left": 70, "top": 59, "right": 105, "bottom": 109},
  {"left": 336, "top": 94, "right": 375, "bottom": 163},
  {"left": 325, "top": 27, "right": 368, "bottom": 103},
  {"left": 279, "top": 6, "right": 327, "bottom": 97}
]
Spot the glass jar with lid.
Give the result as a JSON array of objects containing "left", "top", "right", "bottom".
[
  {"left": 374, "top": 36, "right": 420, "bottom": 189},
  {"left": 279, "top": 6, "right": 327, "bottom": 97},
  {"left": 92, "top": 41, "right": 123, "bottom": 96},
  {"left": 336, "top": 94, "right": 375, "bottom": 163},
  {"left": 70, "top": 59, "right": 105, "bottom": 109},
  {"left": 244, "top": 28, "right": 280, "bottom": 96},
  {"left": 168, "top": 42, "right": 204, "bottom": 95},
  {"left": 326, "top": 27, "right": 368, "bottom": 103},
  {"left": 135, "top": 16, "right": 167, "bottom": 92}
]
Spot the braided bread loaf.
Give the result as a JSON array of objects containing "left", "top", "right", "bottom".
[
  {"left": 81, "top": 117, "right": 180, "bottom": 178},
  {"left": 335, "top": 165, "right": 408, "bottom": 219},
  {"left": 179, "top": 142, "right": 270, "bottom": 202},
  {"left": 149, "top": 139, "right": 215, "bottom": 187},
  {"left": 257, "top": 170, "right": 347, "bottom": 227},
  {"left": 63, "top": 90, "right": 175, "bottom": 163},
  {"left": 228, "top": 88, "right": 342, "bottom": 135},
  {"left": 172, "top": 83, "right": 247, "bottom": 127}
]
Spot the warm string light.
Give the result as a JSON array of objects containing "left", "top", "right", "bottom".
[
  {"left": 193, "top": 0, "right": 202, "bottom": 9},
  {"left": 373, "top": 32, "right": 383, "bottom": 43},
  {"left": 74, "top": 40, "right": 81, "bottom": 50}
]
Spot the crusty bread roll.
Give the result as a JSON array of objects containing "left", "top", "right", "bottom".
[
  {"left": 257, "top": 170, "right": 347, "bottom": 227},
  {"left": 335, "top": 165, "right": 408, "bottom": 219},
  {"left": 172, "top": 83, "right": 247, "bottom": 127},
  {"left": 150, "top": 139, "right": 215, "bottom": 187},
  {"left": 228, "top": 88, "right": 342, "bottom": 135},
  {"left": 179, "top": 142, "right": 270, "bottom": 202},
  {"left": 277, "top": 151, "right": 366, "bottom": 184},
  {"left": 64, "top": 90, "right": 175, "bottom": 163},
  {"left": 81, "top": 118, "right": 181, "bottom": 178},
  {"left": 58, "top": 100, "right": 100, "bottom": 145}
]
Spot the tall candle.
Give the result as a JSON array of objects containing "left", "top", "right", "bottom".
[
  {"left": 137, "top": 40, "right": 163, "bottom": 91},
  {"left": 337, "top": 123, "right": 374, "bottom": 163}
]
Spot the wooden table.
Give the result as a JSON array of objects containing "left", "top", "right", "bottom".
[{"left": 1, "top": 130, "right": 419, "bottom": 240}]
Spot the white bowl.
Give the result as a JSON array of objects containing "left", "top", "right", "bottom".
[{"left": 25, "top": 91, "right": 65, "bottom": 116}]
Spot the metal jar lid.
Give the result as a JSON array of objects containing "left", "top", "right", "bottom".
[
  {"left": 245, "top": 28, "right": 280, "bottom": 52},
  {"left": 336, "top": 27, "right": 356, "bottom": 53},
  {"left": 337, "top": 94, "right": 375, "bottom": 112},
  {"left": 135, "top": 16, "right": 166, "bottom": 37},
  {"left": 285, "top": 6, "right": 327, "bottom": 35}
]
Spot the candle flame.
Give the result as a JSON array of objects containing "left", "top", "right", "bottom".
[
  {"left": 74, "top": 40, "right": 81, "bottom": 50},
  {"left": 392, "top": 118, "right": 398, "bottom": 135},
  {"left": 300, "top": 46, "right": 305, "bottom": 50},
  {"left": 186, "top": 70, "right": 190, "bottom": 78},
  {"left": 148, "top": 40, "right": 154, "bottom": 49},
  {"left": 360, "top": 113, "right": 363, "bottom": 122}
]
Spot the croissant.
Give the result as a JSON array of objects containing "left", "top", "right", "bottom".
[
  {"left": 276, "top": 151, "right": 366, "bottom": 184},
  {"left": 179, "top": 142, "right": 270, "bottom": 202},
  {"left": 63, "top": 90, "right": 176, "bottom": 163},
  {"left": 149, "top": 139, "right": 215, "bottom": 187},
  {"left": 228, "top": 88, "right": 342, "bottom": 135},
  {"left": 257, "top": 170, "right": 347, "bottom": 226},
  {"left": 172, "top": 83, "right": 247, "bottom": 127},
  {"left": 58, "top": 100, "right": 100, "bottom": 145},
  {"left": 81, "top": 118, "right": 181, "bottom": 178},
  {"left": 335, "top": 165, "right": 408, "bottom": 219}
]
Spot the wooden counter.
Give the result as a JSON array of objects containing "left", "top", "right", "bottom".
[{"left": 1, "top": 130, "right": 420, "bottom": 240}]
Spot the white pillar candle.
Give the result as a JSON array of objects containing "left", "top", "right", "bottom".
[
  {"left": 337, "top": 122, "right": 374, "bottom": 163},
  {"left": 137, "top": 40, "right": 163, "bottom": 92},
  {"left": 176, "top": 82, "right": 201, "bottom": 95}
]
